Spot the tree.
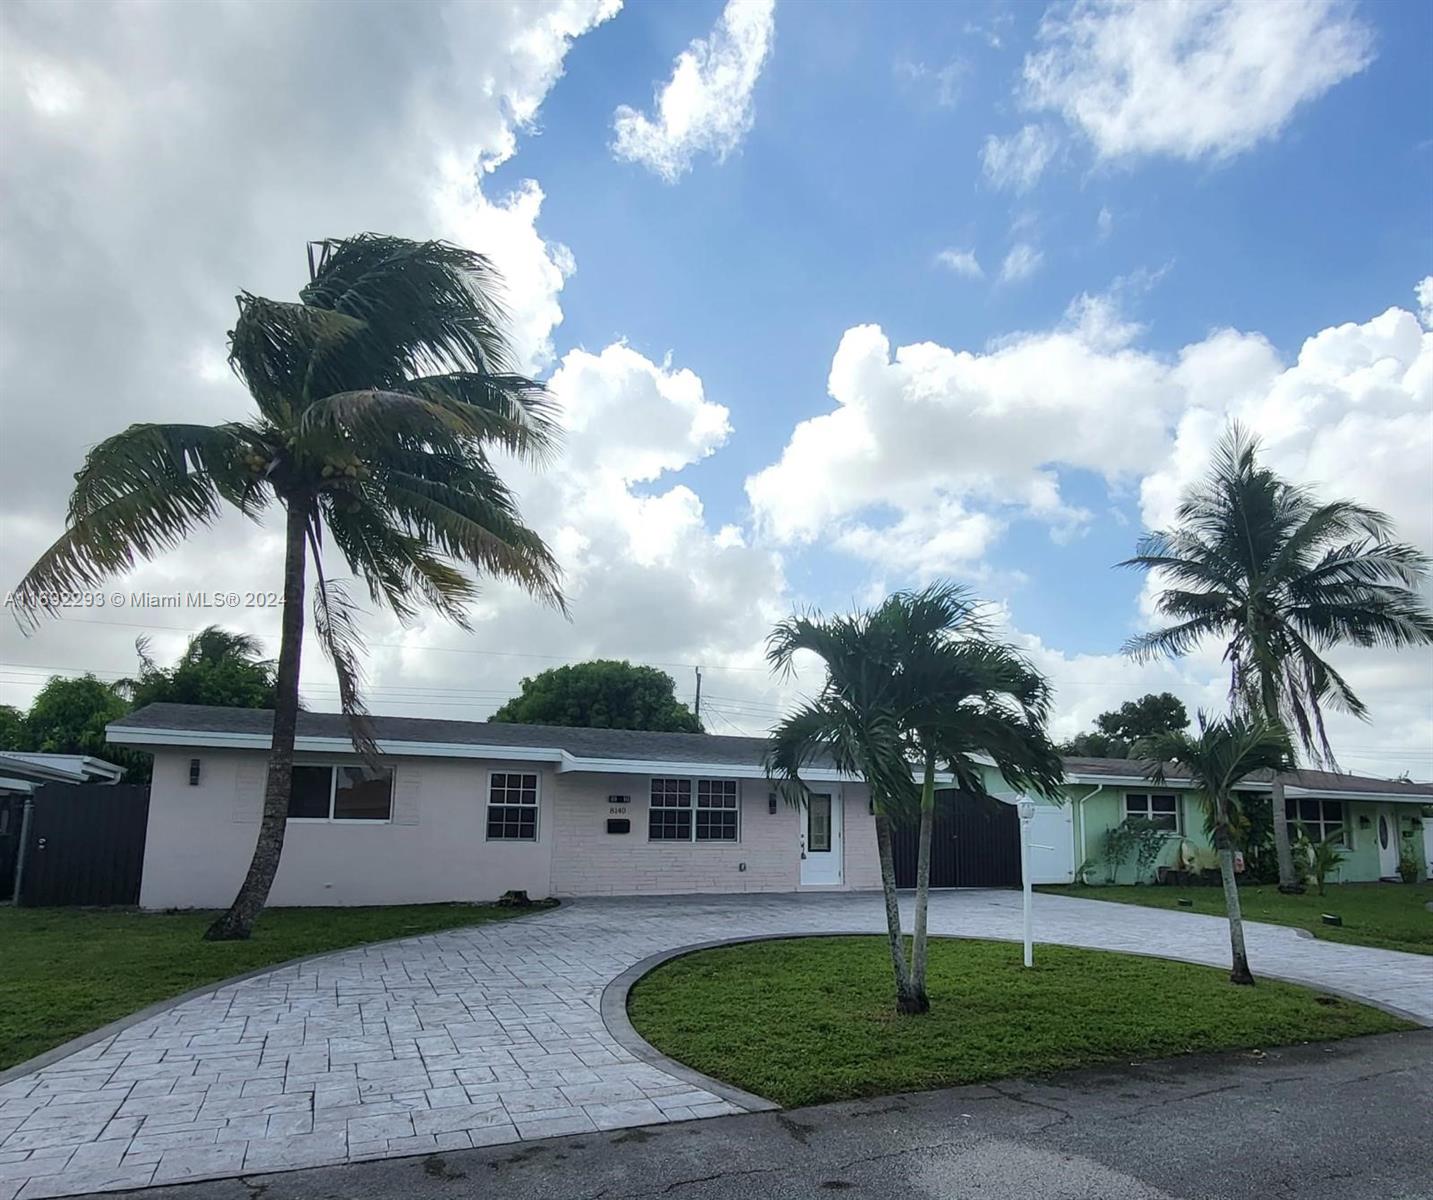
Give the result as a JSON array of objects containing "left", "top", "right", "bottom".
[
  {"left": 766, "top": 583, "right": 1063, "bottom": 1014},
  {"left": 492, "top": 660, "right": 701, "bottom": 732},
  {"left": 14, "top": 235, "right": 564, "bottom": 940},
  {"left": 22, "top": 675, "right": 129, "bottom": 757},
  {"left": 120, "top": 626, "right": 278, "bottom": 710},
  {"left": 1123, "top": 425, "right": 1433, "bottom": 891},
  {"left": 1060, "top": 692, "right": 1189, "bottom": 758},
  {"left": 0, "top": 704, "right": 30, "bottom": 751},
  {"left": 1137, "top": 713, "right": 1294, "bottom": 985}
]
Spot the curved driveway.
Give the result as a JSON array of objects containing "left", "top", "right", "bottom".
[{"left": 2, "top": 891, "right": 1429, "bottom": 1199}]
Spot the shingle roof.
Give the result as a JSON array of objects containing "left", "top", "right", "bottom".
[{"left": 109, "top": 704, "right": 1433, "bottom": 796}]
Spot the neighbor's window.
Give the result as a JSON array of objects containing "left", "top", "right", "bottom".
[
  {"left": 487, "top": 772, "right": 539, "bottom": 841},
  {"left": 696, "top": 780, "right": 739, "bottom": 842},
  {"left": 288, "top": 765, "right": 393, "bottom": 822},
  {"left": 648, "top": 778, "right": 692, "bottom": 841},
  {"left": 1124, "top": 792, "right": 1180, "bottom": 833},
  {"left": 1287, "top": 797, "right": 1345, "bottom": 845}
]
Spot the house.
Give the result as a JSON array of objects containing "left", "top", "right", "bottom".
[{"left": 106, "top": 703, "right": 1433, "bottom": 908}]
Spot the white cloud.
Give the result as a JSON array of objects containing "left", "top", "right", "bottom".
[
  {"left": 1097, "top": 205, "right": 1113, "bottom": 239},
  {"left": 1417, "top": 276, "right": 1433, "bottom": 327},
  {"left": 935, "top": 248, "right": 984, "bottom": 279},
  {"left": 999, "top": 242, "right": 1043, "bottom": 283},
  {"left": 894, "top": 58, "right": 967, "bottom": 108},
  {"left": 611, "top": 0, "right": 775, "bottom": 182},
  {"left": 1023, "top": 0, "right": 1374, "bottom": 162},
  {"left": 981, "top": 123, "right": 1059, "bottom": 191}
]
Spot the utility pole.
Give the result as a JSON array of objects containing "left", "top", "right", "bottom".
[{"left": 693, "top": 666, "right": 703, "bottom": 720}]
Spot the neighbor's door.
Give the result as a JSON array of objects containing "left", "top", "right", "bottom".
[
  {"left": 1376, "top": 805, "right": 1401, "bottom": 878},
  {"left": 800, "top": 791, "right": 843, "bottom": 886}
]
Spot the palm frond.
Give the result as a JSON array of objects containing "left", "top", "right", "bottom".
[{"left": 307, "top": 559, "right": 378, "bottom": 762}]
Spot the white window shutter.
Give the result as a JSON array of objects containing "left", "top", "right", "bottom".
[
  {"left": 393, "top": 765, "right": 421, "bottom": 825},
  {"left": 233, "top": 759, "right": 265, "bottom": 823}
]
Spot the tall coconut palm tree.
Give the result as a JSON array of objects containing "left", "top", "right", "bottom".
[
  {"left": 13, "top": 235, "right": 564, "bottom": 939},
  {"left": 1123, "top": 424, "right": 1433, "bottom": 890},
  {"left": 765, "top": 583, "right": 1062, "bottom": 1014},
  {"left": 1137, "top": 713, "right": 1294, "bottom": 985}
]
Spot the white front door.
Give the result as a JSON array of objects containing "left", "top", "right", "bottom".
[
  {"left": 800, "top": 791, "right": 843, "bottom": 886},
  {"left": 1376, "top": 806, "right": 1401, "bottom": 877}
]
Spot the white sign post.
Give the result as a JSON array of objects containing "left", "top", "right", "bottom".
[{"left": 1017, "top": 798, "right": 1036, "bottom": 967}]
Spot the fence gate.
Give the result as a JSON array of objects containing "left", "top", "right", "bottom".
[
  {"left": 15, "top": 783, "right": 150, "bottom": 906},
  {"left": 892, "top": 789, "right": 1021, "bottom": 889}
]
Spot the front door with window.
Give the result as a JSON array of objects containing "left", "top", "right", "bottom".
[
  {"left": 1377, "top": 805, "right": 1401, "bottom": 878},
  {"left": 800, "top": 791, "right": 843, "bottom": 886}
]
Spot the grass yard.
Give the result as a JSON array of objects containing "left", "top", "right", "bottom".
[
  {"left": 627, "top": 936, "right": 1410, "bottom": 1108},
  {"left": 0, "top": 903, "right": 532, "bottom": 1071},
  {"left": 1039, "top": 882, "right": 1433, "bottom": 956}
]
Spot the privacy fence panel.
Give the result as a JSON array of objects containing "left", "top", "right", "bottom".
[
  {"left": 16, "top": 783, "right": 150, "bottom": 906},
  {"left": 892, "top": 789, "right": 1021, "bottom": 889}
]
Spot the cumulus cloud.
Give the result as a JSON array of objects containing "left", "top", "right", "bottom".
[
  {"left": 981, "top": 123, "right": 1059, "bottom": 191},
  {"left": 611, "top": 0, "right": 775, "bottom": 182},
  {"left": 999, "top": 242, "right": 1044, "bottom": 283},
  {"left": 1023, "top": 0, "right": 1374, "bottom": 162},
  {"left": 1417, "top": 276, "right": 1433, "bottom": 327},
  {"left": 935, "top": 248, "right": 984, "bottom": 279}
]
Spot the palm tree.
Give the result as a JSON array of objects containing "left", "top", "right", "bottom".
[
  {"left": 1137, "top": 713, "right": 1294, "bottom": 985},
  {"left": 1123, "top": 424, "right": 1433, "bottom": 890},
  {"left": 13, "top": 235, "right": 564, "bottom": 939},
  {"left": 765, "top": 583, "right": 1063, "bottom": 1014}
]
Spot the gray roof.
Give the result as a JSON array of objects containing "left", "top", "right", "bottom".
[
  {"left": 1064, "top": 756, "right": 1433, "bottom": 797},
  {"left": 111, "top": 703, "right": 779, "bottom": 768},
  {"left": 109, "top": 704, "right": 1433, "bottom": 796}
]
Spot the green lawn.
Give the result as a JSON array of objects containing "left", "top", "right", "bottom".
[
  {"left": 1039, "top": 882, "right": 1433, "bottom": 956},
  {"left": 0, "top": 903, "right": 532, "bottom": 1071},
  {"left": 627, "top": 936, "right": 1410, "bottom": 1108}
]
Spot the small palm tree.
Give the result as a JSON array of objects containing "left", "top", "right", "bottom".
[
  {"left": 766, "top": 583, "right": 1062, "bottom": 1014},
  {"left": 1138, "top": 713, "right": 1294, "bottom": 985},
  {"left": 1124, "top": 424, "right": 1433, "bottom": 891},
  {"left": 14, "top": 235, "right": 564, "bottom": 939}
]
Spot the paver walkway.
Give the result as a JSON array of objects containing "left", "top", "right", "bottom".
[{"left": 2, "top": 890, "right": 1429, "bottom": 1199}]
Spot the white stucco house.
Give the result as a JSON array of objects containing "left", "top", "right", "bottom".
[{"left": 107, "top": 703, "right": 1433, "bottom": 909}]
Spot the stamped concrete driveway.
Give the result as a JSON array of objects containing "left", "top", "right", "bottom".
[{"left": 2, "top": 890, "right": 1430, "bottom": 1200}]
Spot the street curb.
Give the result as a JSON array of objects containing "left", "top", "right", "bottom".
[{"left": 0, "top": 902, "right": 566, "bottom": 1087}]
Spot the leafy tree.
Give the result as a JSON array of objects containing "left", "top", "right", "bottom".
[
  {"left": 120, "top": 626, "right": 278, "bottom": 710},
  {"left": 0, "top": 704, "right": 30, "bottom": 751},
  {"left": 766, "top": 583, "right": 1063, "bottom": 1014},
  {"left": 14, "top": 235, "right": 564, "bottom": 940},
  {"left": 491, "top": 660, "right": 701, "bottom": 732},
  {"left": 1060, "top": 692, "right": 1189, "bottom": 758},
  {"left": 1138, "top": 713, "right": 1295, "bottom": 985},
  {"left": 18, "top": 675, "right": 150, "bottom": 779},
  {"left": 1123, "top": 425, "right": 1433, "bottom": 891}
]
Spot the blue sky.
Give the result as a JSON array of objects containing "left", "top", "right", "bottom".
[{"left": 1, "top": 0, "right": 1430, "bottom": 773}]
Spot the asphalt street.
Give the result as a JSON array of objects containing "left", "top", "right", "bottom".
[{"left": 96, "top": 1030, "right": 1433, "bottom": 1200}]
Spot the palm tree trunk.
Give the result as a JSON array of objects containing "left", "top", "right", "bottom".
[
  {"left": 204, "top": 502, "right": 309, "bottom": 941},
  {"left": 1270, "top": 776, "right": 1302, "bottom": 893},
  {"left": 907, "top": 747, "right": 936, "bottom": 1013},
  {"left": 873, "top": 807, "right": 920, "bottom": 1013},
  {"left": 1213, "top": 814, "right": 1254, "bottom": 985}
]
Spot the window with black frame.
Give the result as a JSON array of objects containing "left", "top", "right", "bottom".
[
  {"left": 649, "top": 778, "right": 693, "bottom": 840},
  {"left": 695, "top": 779, "right": 739, "bottom": 841},
  {"left": 487, "top": 772, "right": 539, "bottom": 841},
  {"left": 1287, "top": 797, "right": 1345, "bottom": 845},
  {"left": 1124, "top": 792, "right": 1180, "bottom": 833}
]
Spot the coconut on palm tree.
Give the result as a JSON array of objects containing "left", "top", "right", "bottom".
[
  {"left": 13, "top": 234, "right": 564, "bottom": 939},
  {"left": 1137, "top": 713, "right": 1294, "bottom": 985},
  {"left": 765, "top": 583, "right": 1063, "bottom": 1014},
  {"left": 1123, "top": 424, "right": 1433, "bottom": 891}
]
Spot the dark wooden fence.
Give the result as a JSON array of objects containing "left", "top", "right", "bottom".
[
  {"left": 11, "top": 783, "right": 150, "bottom": 906},
  {"left": 892, "top": 789, "right": 1021, "bottom": 889}
]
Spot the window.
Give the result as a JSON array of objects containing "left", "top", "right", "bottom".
[
  {"left": 648, "top": 778, "right": 692, "bottom": 841},
  {"left": 487, "top": 772, "right": 539, "bottom": 841},
  {"left": 1287, "top": 797, "right": 1345, "bottom": 845},
  {"left": 649, "top": 779, "right": 740, "bottom": 842},
  {"left": 288, "top": 765, "right": 393, "bottom": 822},
  {"left": 696, "top": 780, "right": 739, "bottom": 842},
  {"left": 1124, "top": 792, "right": 1180, "bottom": 833},
  {"left": 807, "top": 794, "right": 832, "bottom": 852}
]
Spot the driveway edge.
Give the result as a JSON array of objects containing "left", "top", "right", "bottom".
[{"left": 0, "top": 903, "right": 565, "bottom": 1087}]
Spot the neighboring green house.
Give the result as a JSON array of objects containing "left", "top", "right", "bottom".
[{"left": 1010, "top": 758, "right": 1433, "bottom": 886}]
